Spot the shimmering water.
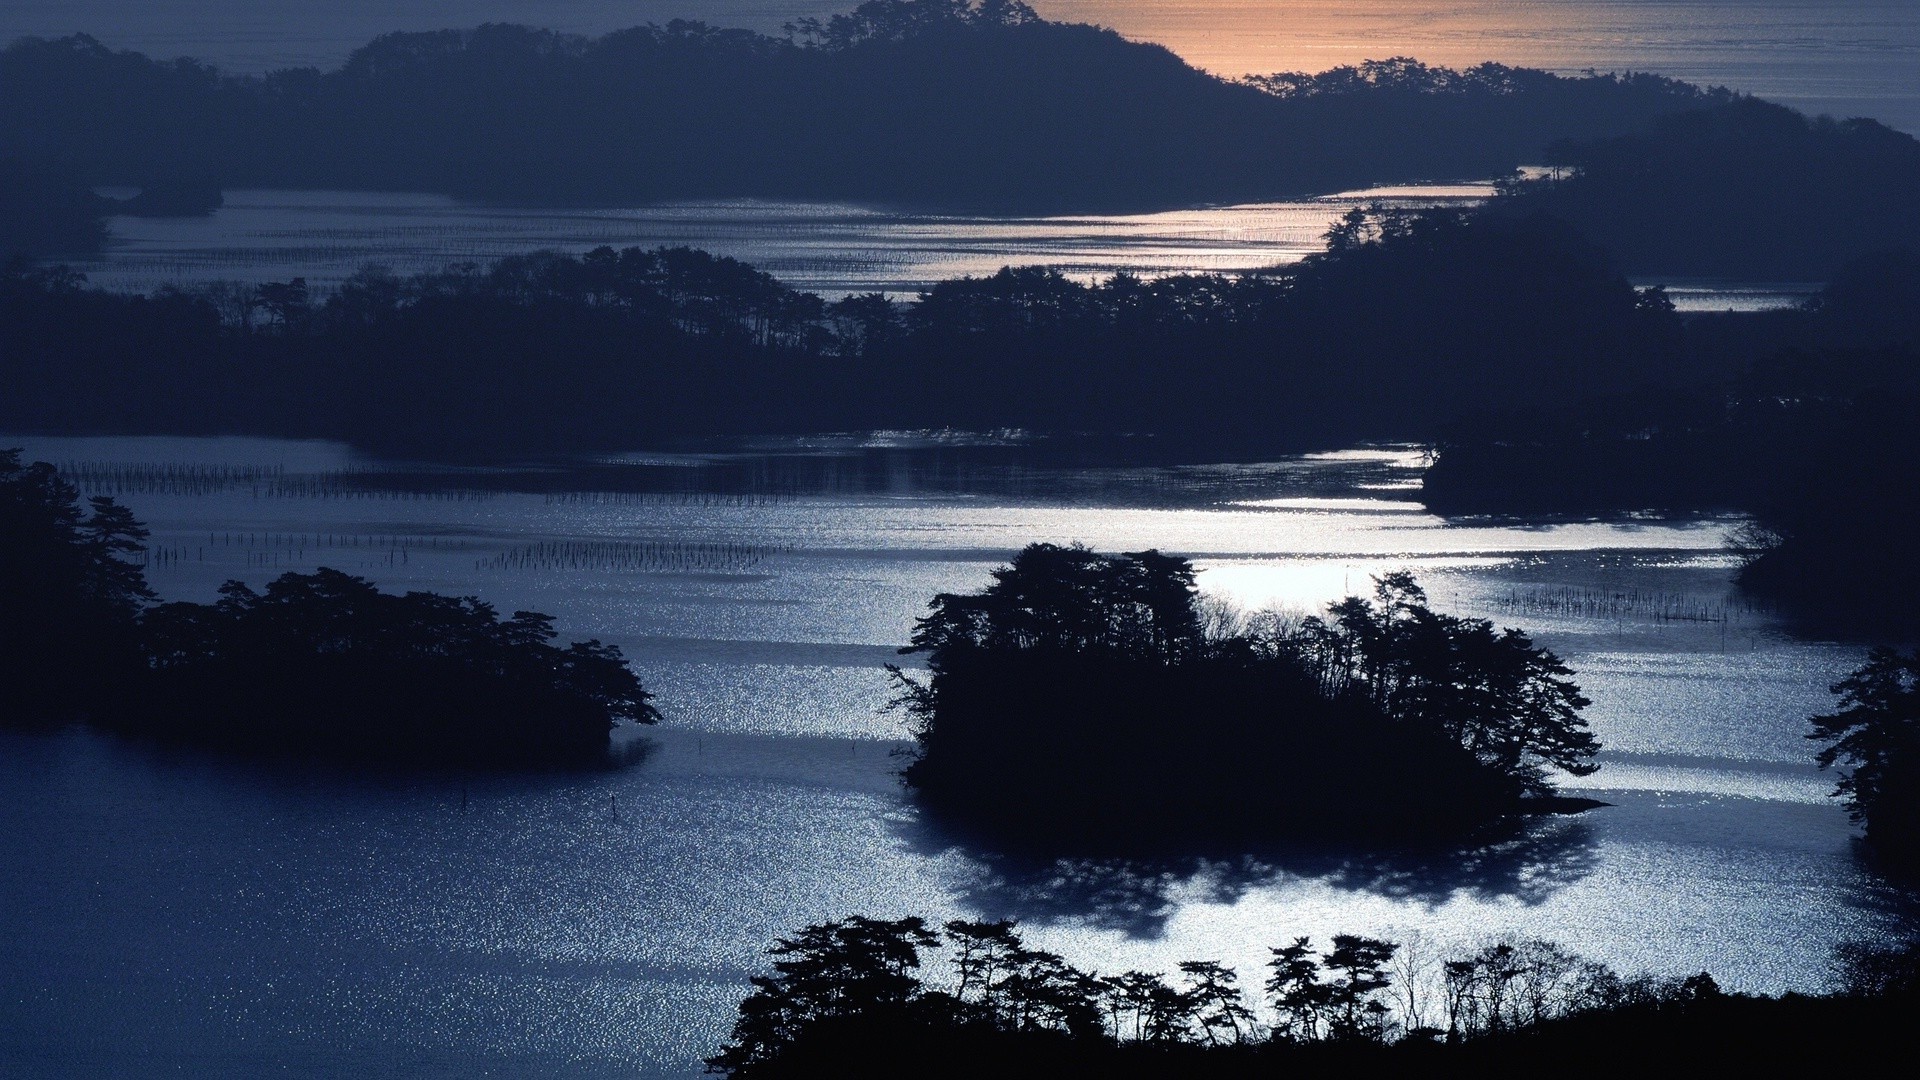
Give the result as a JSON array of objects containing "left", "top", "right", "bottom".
[
  {"left": 70, "top": 188, "right": 1813, "bottom": 312},
  {"left": 6, "top": 3, "right": 1917, "bottom": 132},
  {"left": 72, "top": 186, "right": 1481, "bottom": 298},
  {"left": 1, "top": 434, "right": 1909, "bottom": 1077}
]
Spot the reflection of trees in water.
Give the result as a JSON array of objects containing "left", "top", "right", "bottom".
[
  {"left": 1310, "top": 818, "right": 1599, "bottom": 906},
  {"left": 907, "top": 816, "right": 1598, "bottom": 939},
  {"left": 1836, "top": 840, "right": 1920, "bottom": 927}
]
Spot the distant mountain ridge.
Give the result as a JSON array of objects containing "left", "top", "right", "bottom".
[{"left": 0, "top": 0, "right": 1733, "bottom": 213}]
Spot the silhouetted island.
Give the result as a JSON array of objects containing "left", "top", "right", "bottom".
[
  {"left": 0, "top": 1, "right": 1730, "bottom": 214},
  {"left": 1492, "top": 98, "right": 1920, "bottom": 278},
  {"left": 0, "top": 209, "right": 1685, "bottom": 458},
  {"left": 135, "top": 567, "right": 658, "bottom": 766},
  {"left": 0, "top": 450, "right": 659, "bottom": 766},
  {"left": 1419, "top": 248, "right": 1920, "bottom": 631},
  {"left": 889, "top": 545, "right": 1599, "bottom": 852}
]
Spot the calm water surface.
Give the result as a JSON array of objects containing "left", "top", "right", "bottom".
[
  {"left": 74, "top": 185, "right": 1482, "bottom": 298},
  {"left": 1, "top": 434, "right": 1909, "bottom": 1077},
  {"left": 72, "top": 187, "right": 1814, "bottom": 312}
]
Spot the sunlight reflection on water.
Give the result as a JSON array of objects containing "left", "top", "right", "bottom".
[
  {"left": 1, "top": 434, "right": 1910, "bottom": 1078},
  {"left": 72, "top": 187, "right": 1484, "bottom": 297},
  {"left": 67, "top": 188, "right": 1814, "bottom": 312}
]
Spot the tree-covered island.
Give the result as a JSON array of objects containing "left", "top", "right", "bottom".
[
  {"left": 1, "top": 449, "right": 658, "bottom": 766},
  {"left": 890, "top": 544, "right": 1599, "bottom": 851}
]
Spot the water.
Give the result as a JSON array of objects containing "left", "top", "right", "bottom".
[
  {"left": 69, "top": 187, "right": 1813, "bottom": 311},
  {"left": 2, "top": 434, "right": 1909, "bottom": 1077},
  {"left": 72, "top": 186, "right": 1484, "bottom": 299},
  {"left": 6, "top": 3, "right": 1917, "bottom": 132}
]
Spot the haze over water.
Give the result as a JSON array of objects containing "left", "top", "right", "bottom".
[{"left": 7, "top": 2, "right": 1918, "bottom": 131}]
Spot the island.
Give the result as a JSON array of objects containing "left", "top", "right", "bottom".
[
  {"left": 889, "top": 543, "right": 1601, "bottom": 851},
  {"left": 1, "top": 448, "right": 659, "bottom": 766}
]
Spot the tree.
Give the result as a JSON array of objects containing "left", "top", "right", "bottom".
[
  {"left": 1179, "top": 960, "right": 1258, "bottom": 1045},
  {"left": 1810, "top": 649, "right": 1920, "bottom": 862},
  {"left": 252, "top": 277, "right": 310, "bottom": 328},
  {"left": 997, "top": 946, "right": 1104, "bottom": 1037},
  {"left": 1263, "top": 935, "right": 1397, "bottom": 1044},
  {"left": 899, "top": 543, "right": 1203, "bottom": 666},
  {"left": 707, "top": 916, "right": 943, "bottom": 1074},
  {"left": 944, "top": 919, "right": 1023, "bottom": 1015},
  {"left": 0, "top": 450, "right": 151, "bottom": 721},
  {"left": 1293, "top": 573, "right": 1599, "bottom": 795},
  {"left": 1266, "top": 937, "right": 1331, "bottom": 1042},
  {"left": 1100, "top": 971, "right": 1175, "bottom": 1042},
  {"left": 1321, "top": 935, "right": 1399, "bottom": 1042}
]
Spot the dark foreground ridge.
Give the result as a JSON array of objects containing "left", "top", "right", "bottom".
[
  {"left": 0, "top": 450, "right": 658, "bottom": 767},
  {"left": 707, "top": 914, "right": 1920, "bottom": 1079},
  {"left": 890, "top": 545, "right": 1599, "bottom": 852}
]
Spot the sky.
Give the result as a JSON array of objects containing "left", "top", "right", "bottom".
[{"left": 4, "top": 2, "right": 1918, "bottom": 129}]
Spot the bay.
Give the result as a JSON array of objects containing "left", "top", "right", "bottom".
[
  {"left": 71, "top": 187, "right": 1814, "bottom": 311},
  {"left": 0, "top": 433, "right": 1906, "bottom": 1077}
]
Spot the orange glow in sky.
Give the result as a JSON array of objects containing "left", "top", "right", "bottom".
[{"left": 1030, "top": 1, "right": 1920, "bottom": 126}]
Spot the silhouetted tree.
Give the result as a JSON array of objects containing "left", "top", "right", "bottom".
[
  {"left": 1266, "top": 937, "right": 1332, "bottom": 1042},
  {"left": 707, "top": 913, "right": 1737, "bottom": 1076},
  {"left": 708, "top": 916, "right": 944, "bottom": 1074},
  {"left": 0, "top": 449, "right": 151, "bottom": 722},
  {"left": 1291, "top": 572, "right": 1599, "bottom": 795},
  {"left": 944, "top": 918, "right": 1022, "bottom": 1015},
  {"left": 1178, "top": 960, "right": 1257, "bottom": 1045},
  {"left": 899, "top": 543, "right": 1203, "bottom": 664},
  {"left": 1811, "top": 649, "right": 1920, "bottom": 865},
  {"left": 1322, "top": 935, "right": 1399, "bottom": 1042},
  {"left": 251, "top": 277, "right": 309, "bottom": 329}
]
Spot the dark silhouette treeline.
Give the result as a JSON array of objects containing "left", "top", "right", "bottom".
[
  {"left": 1493, "top": 98, "right": 1920, "bottom": 278},
  {"left": 0, "top": 1, "right": 1728, "bottom": 213},
  {"left": 0, "top": 449, "right": 149, "bottom": 722},
  {"left": 0, "top": 450, "right": 658, "bottom": 766},
  {"left": 1420, "top": 248, "right": 1920, "bottom": 630},
  {"left": 889, "top": 546, "right": 1599, "bottom": 851},
  {"left": 707, "top": 913, "right": 1915, "bottom": 1079},
  {"left": 0, "top": 208, "right": 1687, "bottom": 457},
  {"left": 1812, "top": 649, "right": 1920, "bottom": 870}
]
